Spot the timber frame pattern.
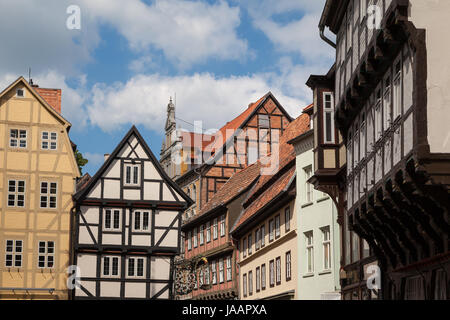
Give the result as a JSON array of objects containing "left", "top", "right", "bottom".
[{"left": 72, "top": 126, "right": 192, "bottom": 300}]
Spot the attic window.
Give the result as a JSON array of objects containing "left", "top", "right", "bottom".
[{"left": 16, "top": 88, "right": 24, "bottom": 98}]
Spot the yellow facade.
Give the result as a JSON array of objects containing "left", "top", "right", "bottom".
[{"left": 0, "top": 78, "right": 79, "bottom": 299}]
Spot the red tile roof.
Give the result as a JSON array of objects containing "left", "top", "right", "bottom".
[
  {"left": 230, "top": 110, "right": 311, "bottom": 233},
  {"left": 183, "top": 161, "right": 262, "bottom": 227}
]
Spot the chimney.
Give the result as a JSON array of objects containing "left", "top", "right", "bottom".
[
  {"left": 104, "top": 154, "right": 110, "bottom": 162},
  {"left": 34, "top": 86, "right": 62, "bottom": 114}
]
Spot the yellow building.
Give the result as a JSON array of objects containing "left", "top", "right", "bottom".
[{"left": 0, "top": 77, "right": 80, "bottom": 299}]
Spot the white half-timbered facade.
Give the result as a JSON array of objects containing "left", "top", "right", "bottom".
[{"left": 72, "top": 126, "right": 193, "bottom": 300}]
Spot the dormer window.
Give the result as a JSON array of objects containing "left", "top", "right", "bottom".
[
  {"left": 124, "top": 163, "right": 140, "bottom": 186},
  {"left": 16, "top": 88, "right": 24, "bottom": 98}
]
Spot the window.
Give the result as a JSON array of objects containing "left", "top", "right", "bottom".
[
  {"left": 219, "top": 258, "right": 224, "bottom": 283},
  {"left": 5, "top": 240, "right": 22, "bottom": 267},
  {"left": 360, "top": 112, "right": 366, "bottom": 160},
  {"left": 220, "top": 215, "right": 225, "bottom": 237},
  {"left": 375, "top": 88, "right": 382, "bottom": 141},
  {"left": 206, "top": 221, "right": 211, "bottom": 242},
  {"left": 275, "top": 215, "right": 280, "bottom": 238},
  {"left": 322, "top": 227, "right": 332, "bottom": 270},
  {"left": 286, "top": 251, "right": 292, "bottom": 281},
  {"left": 353, "top": 122, "right": 359, "bottom": 168},
  {"left": 255, "top": 229, "right": 260, "bottom": 250},
  {"left": 8, "top": 180, "right": 25, "bottom": 207},
  {"left": 258, "top": 114, "right": 270, "bottom": 128},
  {"left": 269, "top": 219, "right": 274, "bottom": 242},
  {"left": 40, "top": 182, "right": 57, "bottom": 209},
  {"left": 9, "top": 129, "right": 27, "bottom": 148},
  {"left": 248, "top": 271, "right": 253, "bottom": 296},
  {"left": 127, "top": 257, "right": 145, "bottom": 277},
  {"left": 323, "top": 92, "right": 335, "bottom": 143},
  {"left": 347, "top": 130, "right": 353, "bottom": 175},
  {"left": 269, "top": 260, "right": 275, "bottom": 287},
  {"left": 256, "top": 266, "right": 261, "bottom": 292},
  {"left": 187, "top": 231, "right": 192, "bottom": 251},
  {"left": 205, "top": 266, "right": 210, "bottom": 285},
  {"left": 242, "top": 237, "right": 247, "bottom": 258},
  {"left": 261, "top": 264, "right": 266, "bottom": 290},
  {"left": 248, "top": 234, "right": 252, "bottom": 255},
  {"left": 199, "top": 269, "right": 204, "bottom": 287},
  {"left": 393, "top": 61, "right": 402, "bottom": 119},
  {"left": 384, "top": 73, "right": 392, "bottom": 130},
  {"left": 125, "top": 163, "right": 140, "bottom": 186},
  {"left": 199, "top": 224, "right": 204, "bottom": 245},
  {"left": 16, "top": 88, "right": 24, "bottom": 97},
  {"left": 104, "top": 209, "right": 121, "bottom": 231},
  {"left": 226, "top": 256, "right": 232, "bottom": 281},
  {"left": 261, "top": 225, "right": 265, "bottom": 247},
  {"left": 41, "top": 131, "right": 57, "bottom": 150},
  {"left": 285, "top": 207, "right": 290, "bottom": 232},
  {"left": 305, "top": 232, "right": 314, "bottom": 273},
  {"left": 243, "top": 273, "right": 247, "bottom": 297},
  {"left": 38, "top": 241, "right": 55, "bottom": 268},
  {"left": 103, "top": 256, "right": 120, "bottom": 277},
  {"left": 404, "top": 276, "right": 425, "bottom": 300},
  {"left": 276, "top": 257, "right": 281, "bottom": 285},
  {"left": 304, "top": 166, "right": 313, "bottom": 203},
  {"left": 133, "top": 211, "right": 150, "bottom": 232},
  {"left": 193, "top": 228, "right": 198, "bottom": 248},
  {"left": 192, "top": 185, "right": 197, "bottom": 202},
  {"left": 213, "top": 218, "right": 218, "bottom": 240},
  {"left": 352, "top": 231, "right": 360, "bottom": 263},
  {"left": 211, "top": 260, "right": 217, "bottom": 284},
  {"left": 433, "top": 270, "right": 447, "bottom": 300}
]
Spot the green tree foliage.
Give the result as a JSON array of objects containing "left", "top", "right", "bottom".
[{"left": 74, "top": 149, "right": 88, "bottom": 174}]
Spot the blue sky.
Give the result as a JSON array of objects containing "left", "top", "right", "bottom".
[{"left": 0, "top": 0, "right": 334, "bottom": 175}]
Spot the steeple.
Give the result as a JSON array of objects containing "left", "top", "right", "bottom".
[{"left": 165, "top": 96, "right": 176, "bottom": 131}]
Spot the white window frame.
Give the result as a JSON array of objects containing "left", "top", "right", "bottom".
[
  {"left": 5, "top": 240, "right": 23, "bottom": 268},
  {"left": 285, "top": 207, "right": 290, "bottom": 232},
  {"left": 286, "top": 251, "right": 292, "bottom": 281},
  {"left": 393, "top": 57, "right": 402, "bottom": 120},
  {"left": 322, "top": 227, "right": 332, "bottom": 271},
  {"left": 304, "top": 166, "right": 313, "bottom": 203},
  {"left": 256, "top": 266, "right": 261, "bottom": 292},
  {"left": 243, "top": 237, "right": 247, "bottom": 258},
  {"left": 124, "top": 163, "right": 140, "bottom": 186},
  {"left": 193, "top": 227, "right": 198, "bottom": 248},
  {"left": 375, "top": 86, "right": 382, "bottom": 141},
  {"left": 187, "top": 231, "right": 192, "bottom": 251},
  {"left": 206, "top": 221, "right": 211, "bottom": 243},
  {"left": 219, "top": 258, "right": 224, "bottom": 283},
  {"left": 261, "top": 264, "right": 266, "bottom": 290},
  {"left": 261, "top": 225, "right": 265, "bottom": 247},
  {"left": 211, "top": 260, "right": 217, "bottom": 285},
  {"left": 40, "top": 181, "right": 57, "bottom": 209},
  {"left": 383, "top": 71, "right": 392, "bottom": 131},
  {"left": 255, "top": 228, "right": 260, "bottom": 251},
  {"left": 104, "top": 208, "right": 121, "bottom": 231},
  {"left": 132, "top": 210, "right": 150, "bottom": 232},
  {"left": 226, "top": 256, "right": 232, "bottom": 281},
  {"left": 213, "top": 218, "right": 218, "bottom": 240},
  {"left": 276, "top": 257, "right": 281, "bottom": 285},
  {"left": 269, "top": 219, "right": 274, "bottom": 242},
  {"left": 248, "top": 270, "right": 253, "bottom": 296},
  {"left": 247, "top": 234, "right": 252, "bottom": 255},
  {"left": 219, "top": 215, "right": 225, "bottom": 237},
  {"left": 127, "top": 257, "right": 146, "bottom": 278},
  {"left": 269, "top": 260, "right": 275, "bottom": 287},
  {"left": 38, "top": 241, "right": 55, "bottom": 269},
  {"left": 199, "top": 224, "right": 204, "bottom": 245},
  {"left": 323, "top": 92, "right": 335, "bottom": 144},
  {"left": 102, "top": 256, "right": 120, "bottom": 278},
  {"left": 243, "top": 273, "right": 247, "bottom": 297},
  {"left": 16, "top": 88, "right": 25, "bottom": 98},
  {"left": 275, "top": 215, "right": 280, "bottom": 238},
  {"left": 306, "top": 231, "right": 314, "bottom": 274},
  {"left": 8, "top": 180, "right": 25, "bottom": 207},
  {"left": 41, "top": 131, "right": 57, "bottom": 150},
  {"left": 9, "top": 129, "right": 27, "bottom": 149},
  {"left": 360, "top": 112, "right": 367, "bottom": 160}
]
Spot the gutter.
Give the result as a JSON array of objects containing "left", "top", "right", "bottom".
[{"left": 319, "top": 0, "right": 336, "bottom": 49}]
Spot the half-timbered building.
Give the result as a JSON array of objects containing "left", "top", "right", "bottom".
[
  {"left": 72, "top": 126, "right": 192, "bottom": 299},
  {"left": 0, "top": 77, "right": 80, "bottom": 300},
  {"left": 310, "top": 0, "right": 450, "bottom": 300}
]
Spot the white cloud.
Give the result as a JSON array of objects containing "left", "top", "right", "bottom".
[
  {"left": 84, "top": 152, "right": 106, "bottom": 167},
  {"left": 238, "top": 0, "right": 334, "bottom": 63},
  {"left": 80, "top": 0, "right": 248, "bottom": 69},
  {"left": 86, "top": 72, "right": 307, "bottom": 133}
]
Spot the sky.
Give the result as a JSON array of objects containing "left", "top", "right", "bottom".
[{"left": 0, "top": 0, "right": 335, "bottom": 175}]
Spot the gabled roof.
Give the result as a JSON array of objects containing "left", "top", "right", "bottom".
[
  {"left": 0, "top": 76, "right": 72, "bottom": 130},
  {"left": 182, "top": 161, "right": 262, "bottom": 229},
  {"left": 242, "top": 111, "right": 310, "bottom": 206},
  {"left": 73, "top": 125, "right": 193, "bottom": 206},
  {"left": 204, "top": 92, "right": 293, "bottom": 166}
]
